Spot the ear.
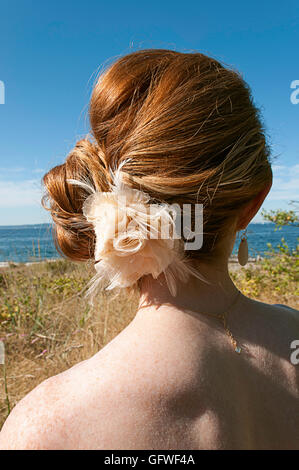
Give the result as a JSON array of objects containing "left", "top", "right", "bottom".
[{"left": 237, "top": 182, "right": 272, "bottom": 230}]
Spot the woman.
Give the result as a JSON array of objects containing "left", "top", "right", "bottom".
[{"left": 0, "top": 49, "right": 298, "bottom": 450}]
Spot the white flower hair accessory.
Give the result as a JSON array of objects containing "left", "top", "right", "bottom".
[{"left": 67, "top": 160, "right": 205, "bottom": 301}]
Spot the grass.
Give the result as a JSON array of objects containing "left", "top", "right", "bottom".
[
  {"left": 0, "top": 259, "right": 139, "bottom": 428},
  {"left": 0, "top": 249, "right": 298, "bottom": 429}
]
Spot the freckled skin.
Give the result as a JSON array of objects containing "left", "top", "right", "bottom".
[{"left": 0, "top": 290, "right": 298, "bottom": 450}]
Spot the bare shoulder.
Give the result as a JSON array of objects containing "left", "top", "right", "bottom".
[
  {"left": 0, "top": 354, "right": 131, "bottom": 449},
  {"left": 0, "top": 344, "right": 134, "bottom": 449},
  {"left": 271, "top": 302, "right": 299, "bottom": 321},
  {"left": 0, "top": 317, "right": 197, "bottom": 450},
  {"left": 0, "top": 371, "right": 72, "bottom": 449},
  {"left": 240, "top": 297, "right": 299, "bottom": 372},
  {"left": 246, "top": 297, "right": 299, "bottom": 327}
]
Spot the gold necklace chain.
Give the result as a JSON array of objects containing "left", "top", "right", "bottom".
[{"left": 199, "top": 290, "right": 242, "bottom": 354}]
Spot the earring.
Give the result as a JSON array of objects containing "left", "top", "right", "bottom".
[{"left": 238, "top": 229, "right": 248, "bottom": 266}]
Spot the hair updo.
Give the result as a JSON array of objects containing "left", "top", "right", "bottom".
[{"left": 42, "top": 48, "right": 272, "bottom": 267}]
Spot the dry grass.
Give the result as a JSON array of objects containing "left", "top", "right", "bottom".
[
  {"left": 0, "top": 254, "right": 298, "bottom": 429},
  {"left": 0, "top": 259, "right": 139, "bottom": 428}
]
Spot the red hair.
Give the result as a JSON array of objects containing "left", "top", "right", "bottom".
[{"left": 42, "top": 49, "right": 272, "bottom": 263}]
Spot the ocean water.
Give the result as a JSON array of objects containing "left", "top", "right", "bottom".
[{"left": 0, "top": 223, "right": 298, "bottom": 264}]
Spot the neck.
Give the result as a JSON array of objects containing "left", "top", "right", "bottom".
[{"left": 138, "top": 255, "right": 240, "bottom": 316}]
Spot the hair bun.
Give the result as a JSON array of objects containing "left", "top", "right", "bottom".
[
  {"left": 67, "top": 161, "right": 206, "bottom": 303},
  {"left": 41, "top": 137, "right": 111, "bottom": 262}
]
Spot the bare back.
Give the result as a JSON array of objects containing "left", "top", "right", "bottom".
[{"left": 0, "top": 296, "right": 298, "bottom": 450}]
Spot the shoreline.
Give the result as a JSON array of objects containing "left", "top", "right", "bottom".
[
  {"left": 0, "top": 255, "right": 262, "bottom": 269},
  {"left": 0, "top": 258, "right": 60, "bottom": 268}
]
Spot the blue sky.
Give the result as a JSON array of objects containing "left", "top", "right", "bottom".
[{"left": 0, "top": 0, "right": 298, "bottom": 225}]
